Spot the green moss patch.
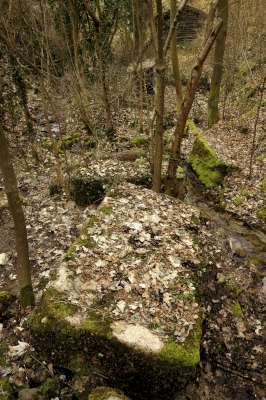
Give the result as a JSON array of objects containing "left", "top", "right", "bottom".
[
  {"left": 231, "top": 301, "right": 244, "bottom": 319},
  {"left": 43, "top": 133, "right": 97, "bottom": 153},
  {"left": 40, "top": 377, "right": 60, "bottom": 398},
  {"left": 26, "top": 288, "right": 77, "bottom": 327},
  {"left": 257, "top": 206, "right": 266, "bottom": 222},
  {"left": 98, "top": 204, "right": 113, "bottom": 216},
  {"left": 64, "top": 233, "right": 96, "bottom": 260},
  {"left": 26, "top": 288, "right": 111, "bottom": 344},
  {"left": 160, "top": 319, "right": 201, "bottom": 367},
  {"left": 232, "top": 195, "right": 244, "bottom": 206},
  {"left": 130, "top": 135, "right": 148, "bottom": 148},
  {"left": 261, "top": 181, "right": 266, "bottom": 193},
  {"left": 0, "top": 378, "right": 14, "bottom": 399},
  {"left": 64, "top": 217, "right": 98, "bottom": 260},
  {"left": 188, "top": 129, "right": 232, "bottom": 188}
]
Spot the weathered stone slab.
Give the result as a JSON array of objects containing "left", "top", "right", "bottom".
[{"left": 27, "top": 183, "right": 202, "bottom": 399}]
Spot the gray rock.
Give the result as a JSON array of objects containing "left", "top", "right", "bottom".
[
  {"left": 229, "top": 236, "right": 254, "bottom": 257},
  {"left": 0, "top": 253, "right": 8, "bottom": 266}
]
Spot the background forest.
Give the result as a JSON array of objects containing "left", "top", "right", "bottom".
[{"left": 0, "top": 0, "right": 265, "bottom": 399}]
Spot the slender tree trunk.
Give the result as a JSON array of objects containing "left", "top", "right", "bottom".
[
  {"left": 170, "top": 0, "right": 183, "bottom": 112},
  {"left": 84, "top": 1, "right": 115, "bottom": 138},
  {"left": 249, "top": 76, "right": 265, "bottom": 178},
  {"left": 167, "top": 18, "right": 223, "bottom": 180},
  {"left": 152, "top": 0, "right": 165, "bottom": 193},
  {"left": 132, "top": 0, "right": 145, "bottom": 132},
  {"left": 208, "top": 0, "right": 228, "bottom": 127},
  {"left": 0, "top": 125, "right": 34, "bottom": 308},
  {"left": 9, "top": 55, "right": 34, "bottom": 136}
]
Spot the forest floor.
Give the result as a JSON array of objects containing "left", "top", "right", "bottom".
[{"left": 0, "top": 70, "right": 265, "bottom": 400}]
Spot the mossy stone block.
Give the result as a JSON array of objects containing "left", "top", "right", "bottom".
[{"left": 189, "top": 132, "right": 231, "bottom": 188}]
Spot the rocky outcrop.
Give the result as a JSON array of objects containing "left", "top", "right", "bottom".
[{"left": 26, "top": 183, "right": 202, "bottom": 399}]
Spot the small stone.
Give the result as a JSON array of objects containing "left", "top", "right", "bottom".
[
  {"left": 229, "top": 236, "right": 254, "bottom": 257},
  {"left": 117, "top": 300, "right": 126, "bottom": 313},
  {"left": 217, "top": 273, "right": 226, "bottom": 283},
  {"left": 0, "top": 253, "right": 8, "bottom": 266}
]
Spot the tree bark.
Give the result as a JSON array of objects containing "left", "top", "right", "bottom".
[
  {"left": 8, "top": 55, "right": 34, "bottom": 136},
  {"left": 167, "top": 18, "right": 223, "bottom": 180},
  {"left": 170, "top": 0, "right": 183, "bottom": 113},
  {"left": 152, "top": 0, "right": 165, "bottom": 193},
  {"left": 208, "top": 0, "right": 228, "bottom": 127},
  {"left": 84, "top": 1, "right": 115, "bottom": 138},
  {"left": 0, "top": 126, "right": 34, "bottom": 308}
]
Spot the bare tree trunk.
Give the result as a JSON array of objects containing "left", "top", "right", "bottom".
[
  {"left": 167, "top": 18, "right": 223, "bottom": 180},
  {"left": 170, "top": 0, "right": 183, "bottom": 112},
  {"left": 84, "top": 1, "right": 115, "bottom": 138},
  {"left": 249, "top": 76, "right": 265, "bottom": 178},
  {"left": 132, "top": 0, "right": 145, "bottom": 132},
  {"left": 9, "top": 57, "right": 34, "bottom": 136},
  {"left": 150, "top": 0, "right": 187, "bottom": 192},
  {"left": 208, "top": 0, "right": 228, "bottom": 127},
  {"left": 152, "top": 0, "right": 165, "bottom": 193},
  {"left": 0, "top": 119, "right": 34, "bottom": 307}
]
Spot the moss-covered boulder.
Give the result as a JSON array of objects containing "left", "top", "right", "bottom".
[
  {"left": 26, "top": 183, "right": 202, "bottom": 400},
  {"left": 70, "top": 177, "right": 106, "bottom": 206},
  {"left": 88, "top": 387, "right": 129, "bottom": 400},
  {"left": 188, "top": 128, "right": 232, "bottom": 188}
]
